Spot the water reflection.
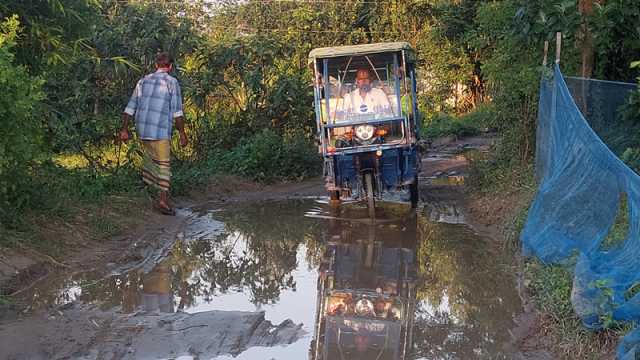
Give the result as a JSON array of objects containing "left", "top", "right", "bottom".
[
  {"left": 412, "top": 215, "right": 521, "bottom": 359},
  {"left": 16, "top": 201, "right": 323, "bottom": 315},
  {"left": 9, "top": 199, "right": 522, "bottom": 359},
  {"left": 308, "top": 200, "right": 521, "bottom": 360},
  {"left": 311, "top": 205, "right": 418, "bottom": 360},
  {"left": 142, "top": 261, "right": 173, "bottom": 313}
]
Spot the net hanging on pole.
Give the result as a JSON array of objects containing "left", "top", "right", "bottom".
[{"left": 522, "top": 63, "right": 640, "bottom": 359}]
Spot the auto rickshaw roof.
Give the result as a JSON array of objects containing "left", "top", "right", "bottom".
[{"left": 308, "top": 42, "right": 416, "bottom": 63}]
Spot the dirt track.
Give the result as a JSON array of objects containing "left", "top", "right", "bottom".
[{"left": 0, "top": 134, "right": 556, "bottom": 360}]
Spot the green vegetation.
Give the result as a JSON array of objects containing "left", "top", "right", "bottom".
[
  {"left": 0, "top": 295, "right": 10, "bottom": 306},
  {"left": 468, "top": 161, "right": 630, "bottom": 357},
  {"left": 601, "top": 193, "right": 630, "bottom": 250},
  {"left": 0, "top": 0, "right": 636, "bottom": 221},
  {"left": 459, "top": 2, "right": 640, "bottom": 354},
  {"left": 526, "top": 259, "right": 633, "bottom": 359},
  {"left": 0, "top": 16, "right": 45, "bottom": 226},
  {"left": 423, "top": 104, "right": 496, "bottom": 139},
  {"left": 619, "top": 62, "right": 640, "bottom": 171},
  {"left": 172, "top": 129, "right": 319, "bottom": 192}
]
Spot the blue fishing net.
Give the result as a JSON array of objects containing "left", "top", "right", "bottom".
[{"left": 522, "top": 64, "right": 639, "bottom": 359}]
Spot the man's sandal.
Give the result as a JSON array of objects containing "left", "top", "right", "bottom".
[{"left": 154, "top": 203, "right": 176, "bottom": 216}]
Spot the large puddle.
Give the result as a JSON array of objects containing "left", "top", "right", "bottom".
[{"left": 6, "top": 196, "right": 522, "bottom": 359}]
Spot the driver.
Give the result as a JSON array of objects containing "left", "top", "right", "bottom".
[{"left": 342, "top": 68, "right": 391, "bottom": 116}]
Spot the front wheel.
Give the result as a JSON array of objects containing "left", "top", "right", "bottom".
[
  {"left": 364, "top": 173, "right": 375, "bottom": 218},
  {"left": 329, "top": 190, "right": 340, "bottom": 208}
]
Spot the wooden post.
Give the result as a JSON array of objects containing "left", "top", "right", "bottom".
[
  {"left": 543, "top": 41, "right": 549, "bottom": 66},
  {"left": 555, "top": 32, "right": 562, "bottom": 64}
]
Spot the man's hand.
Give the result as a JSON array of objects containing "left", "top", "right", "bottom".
[
  {"left": 119, "top": 128, "right": 130, "bottom": 143},
  {"left": 119, "top": 112, "right": 131, "bottom": 144},
  {"left": 175, "top": 116, "right": 188, "bottom": 147},
  {"left": 179, "top": 131, "right": 188, "bottom": 147}
]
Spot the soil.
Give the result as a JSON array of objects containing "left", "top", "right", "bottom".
[{"left": 1, "top": 201, "right": 185, "bottom": 297}]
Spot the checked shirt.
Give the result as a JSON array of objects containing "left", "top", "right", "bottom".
[{"left": 124, "top": 69, "right": 184, "bottom": 140}]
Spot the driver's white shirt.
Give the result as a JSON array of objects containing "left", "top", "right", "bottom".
[{"left": 342, "top": 88, "right": 391, "bottom": 116}]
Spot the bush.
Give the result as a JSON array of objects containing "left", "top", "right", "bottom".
[
  {"left": 621, "top": 147, "right": 640, "bottom": 174},
  {"left": 459, "top": 103, "right": 497, "bottom": 130},
  {"left": 222, "top": 129, "right": 319, "bottom": 182},
  {"left": 172, "top": 129, "right": 320, "bottom": 193},
  {"left": 0, "top": 16, "right": 45, "bottom": 225},
  {"left": 423, "top": 111, "right": 481, "bottom": 139}
]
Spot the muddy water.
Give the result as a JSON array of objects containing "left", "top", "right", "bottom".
[{"left": 4, "top": 195, "right": 522, "bottom": 359}]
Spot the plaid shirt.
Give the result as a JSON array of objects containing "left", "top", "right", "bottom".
[{"left": 124, "top": 69, "right": 184, "bottom": 140}]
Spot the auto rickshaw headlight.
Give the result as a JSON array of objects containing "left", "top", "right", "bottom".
[{"left": 355, "top": 125, "right": 375, "bottom": 141}]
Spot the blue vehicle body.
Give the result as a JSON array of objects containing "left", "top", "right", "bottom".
[{"left": 333, "top": 147, "right": 418, "bottom": 190}]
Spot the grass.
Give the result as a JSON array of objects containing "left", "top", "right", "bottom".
[
  {"left": 466, "top": 149, "right": 536, "bottom": 195},
  {"left": 423, "top": 103, "right": 496, "bottom": 140},
  {"left": 1, "top": 192, "right": 153, "bottom": 257},
  {"left": 526, "top": 259, "right": 631, "bottom": 359},
  {"left": 423, "top": 112, "right": 481, "bottom": 139},
  {"left": 0, "top": 158, "right": 146, "bottom": 248},
  {"left": 601, "top": 193, "right": 629, "bottom": 250}
]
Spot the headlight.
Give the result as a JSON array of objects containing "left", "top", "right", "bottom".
[{"left": 355, "top": 125, "right": 375, "bottom": 141}]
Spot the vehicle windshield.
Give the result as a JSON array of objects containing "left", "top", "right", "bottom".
[{"left": 315, "top": 53, "right": 411, "bottom": 150}]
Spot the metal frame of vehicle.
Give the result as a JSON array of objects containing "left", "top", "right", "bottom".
[{"left": 309, "top": 42, "right": 421, "bottom": 208}]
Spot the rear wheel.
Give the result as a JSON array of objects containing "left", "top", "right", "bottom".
[
  {"left": 410, "top": 175, "right": 419, "bottom": 208},
  {"left": 364, "top": 173, "right": 375, "bottom": 218}
]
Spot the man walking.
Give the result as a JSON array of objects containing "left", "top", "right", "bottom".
[{"left": 119, "top": 52, "right": 187, "bottom": 215}]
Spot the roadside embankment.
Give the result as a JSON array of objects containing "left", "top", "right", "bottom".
[{"left": 464, "top": 151, "right": 622, "bottom": 359}]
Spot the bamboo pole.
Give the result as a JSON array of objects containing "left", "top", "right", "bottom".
[{"left": 543, "top": 41, "right": 549, "bottom": 66}]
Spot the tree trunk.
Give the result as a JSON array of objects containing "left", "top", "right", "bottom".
[
  {"left": 578, "top": 0, "right": 603, "bottom": 78},
  {"left": 577, "top": 0, "right": 604, "bottom": 118}
]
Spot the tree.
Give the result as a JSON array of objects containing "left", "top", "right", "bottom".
[{"left": 0, "top": 16, "right": 45, "bottom": 224}]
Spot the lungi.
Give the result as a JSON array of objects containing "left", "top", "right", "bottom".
[{"left": 141, "top": 139, "right": 171, "bottom": 192}]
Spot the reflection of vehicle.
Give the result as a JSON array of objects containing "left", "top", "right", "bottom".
[
  {"left": 309, "top": 42, "right": 421, "bottom": 212},
  {"left": 311, "top": 211, "right": 417, "bottom": 359}
]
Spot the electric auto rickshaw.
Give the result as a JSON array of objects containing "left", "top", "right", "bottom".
[{"left": 309, "top": 42, "right": 421, "bottom": 212}]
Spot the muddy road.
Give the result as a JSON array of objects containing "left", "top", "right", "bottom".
[{"left": 0, "top": 137, "right": 539, "bottom": 360}]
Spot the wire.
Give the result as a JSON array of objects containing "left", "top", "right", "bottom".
[{"left": 112, "top": 0, "right": 395, "bottom": 4}]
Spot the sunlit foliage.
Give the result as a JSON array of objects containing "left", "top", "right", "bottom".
[{"left": 1, "top": 0, "right": 640, "bottom": 231}]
